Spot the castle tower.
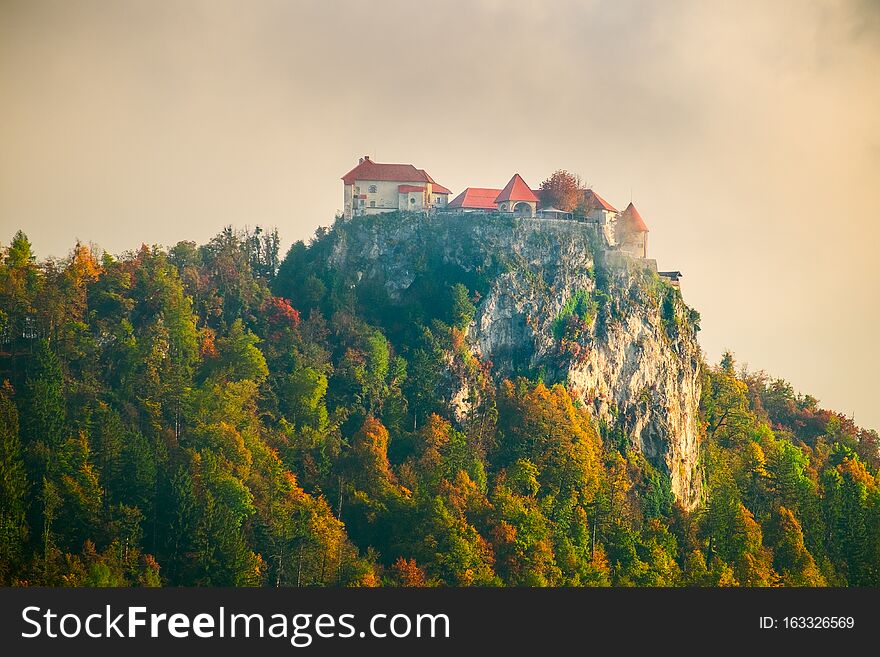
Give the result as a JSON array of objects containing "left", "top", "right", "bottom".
[
  {"left": 494, "top": 174, "right": 538, "bottom": 217},
  {"left": 616, "top": 202, "right": 649, "bottom": 258}
]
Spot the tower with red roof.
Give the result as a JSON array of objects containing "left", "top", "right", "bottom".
[
  {"left": 494, "top": 174, "right": 539, "bottom": 217},
  {"left": 615, "top": 202, "right": 649, "bottom": 258},
  {"left": 449, "top": 173, "right": 540, "bottom": 217}
]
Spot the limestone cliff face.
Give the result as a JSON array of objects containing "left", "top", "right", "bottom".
[
  {"left": 327, "top": 213, "right": 702, "bottom": 508},
  {"left": 554, "top": 264, "right": 702, "bottom": 510}
]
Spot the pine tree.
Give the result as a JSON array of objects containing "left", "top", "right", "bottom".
[{"left": 0, "top": 383, "right": 28, "bottom": 583}]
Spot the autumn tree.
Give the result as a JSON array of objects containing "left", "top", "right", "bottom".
[
  {"left": 701, "top": 357, "right": 754, "bottom": 446},
  {"left": 539, "top": 170, "right": 583, "bottom": 211},
  {"left": 388, "top": 557, "right": 430, "bottom": 587},
  {"left": 765, "top": 506, "right": 825, "bottom": 586},
  {"left": 2, "top": 227, "right": 878, "bottom": 590}
]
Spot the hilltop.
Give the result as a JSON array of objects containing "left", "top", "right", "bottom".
[{"left": 282, "top": 212, "right": 702, "bottom": 506}]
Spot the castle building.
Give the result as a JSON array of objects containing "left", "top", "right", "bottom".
[
  {"left": 581, "top": 189, "right": 618, "bottom": 222},
  {"left": 495, "top": 174, "right": 539, "bottom": 217},
  {"left": 341, "top": 156, "right": 451, "bottom": 219},
  {"left": 448, "top": 173, "right": 539, "bottom": 217},
  {"left": 615, "top": 202, "right": 649, "bottom": 259},
  {"left": 579, "top": 189, "right": 618, "bottom": 245},
  {"left": 339, "top": 157, "right": 657, "bottom": 272},
  {"left": 446, "top": 187, "right": 501, "bottom": 212}
]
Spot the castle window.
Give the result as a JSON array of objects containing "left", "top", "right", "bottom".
[
  {"left": 368, "top": 185, "right": 377, "bottom": 193},
  {"left": 410, "top": 198, "right": 415, "bottom": 204},
  {"left": 370, "top": 201, "right": 376, "bottom": 208}
]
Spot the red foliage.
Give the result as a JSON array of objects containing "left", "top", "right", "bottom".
[{"left": 263, "top": 296, "right": 301, "bottom": 329}]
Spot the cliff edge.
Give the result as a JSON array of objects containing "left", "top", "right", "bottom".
[{"left": 324, "top": 212, "right": 703, "bottom": 507}]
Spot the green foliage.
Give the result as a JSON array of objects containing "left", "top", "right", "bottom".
[
  {"left": 448, "top": 283, "right": 476, "bottom": 330},
  {"left": 211, "top": 319, "right": 268, "bottom": 384},
  {"left": 641, "top": 465, "right": 674, "bottom": 520},
  {"left": 696, "top": 357, "right": 880, "bottom": 586},
  {"left": 0, "top": 383, "right": 28, "bottom": 583},
  {"left": 6, "top": 231, "right": 35, "bottom": 269},
  {"left": 0, "top": 224, "right": 876, "bottom": 589},
  {"left": 20, "top": 339, "right": 66, "bottom": 449},
  {"left": 661, "top": 287, "right": 678, "bottom": 333},
  {"left": 552, "top": 289, "right": 597, "bottom": 340}
]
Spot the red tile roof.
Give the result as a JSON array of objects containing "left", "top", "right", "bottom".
[
  {"left": 342, "top": 157, "right": 432, "bottom": 185},
  {"left": 431, "top": 183, "right": 452, "bottom": 195},
  {"left": 620, "top": 202, "right": 648, "bottom": 232},
  {"left": 398, "top": 185, "right": 425, "bottom": 193},
  {"left": 448, "top": 187, "right": 501, "bottom": 210},
  {"left": 582, "top": 189, "right": 617, "bottom": 213},
  {"left": 495, "top": 174, "right": 538, "bottom": 203}
]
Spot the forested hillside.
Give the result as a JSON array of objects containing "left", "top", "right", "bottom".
[{"left": 0, "top": 219, "right": 877, "bottom": 587}]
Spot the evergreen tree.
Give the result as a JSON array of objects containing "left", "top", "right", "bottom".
[{"left": 0, "top": 383, "right": 28, "bottom": 583}]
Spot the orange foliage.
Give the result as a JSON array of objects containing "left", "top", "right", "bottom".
[
  {"left": 69, "top": 242, "right": 102, "bottom": 283},
  {"left": 838, "top": 457, "right": 877, "bottom": 490},
  {"left": 199, "top": 328, "right": 219, "bottom": 359},
  {"left": 491, "top": 521, "right": 517, "bottom": 545},
  {"left": 390, "top": 557, "right": 428, "bottom": 587}
]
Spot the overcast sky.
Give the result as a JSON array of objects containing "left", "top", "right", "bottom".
[{"left": 1, "top": 0, "right": 878, "bottom": 429}]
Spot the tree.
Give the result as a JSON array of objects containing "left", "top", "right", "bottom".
[
  {"left": 281, "top": 367, "right": 329, "bottom": 432},
  {"left": 388, "top": 557, "right": 430, "bottom": 587},
  {"left": 415, "top": 495, "right": 498, "bottom": 586},
  {"left": 345, "top": 416, "right": 398, "bottom": 498},
  {"left": 701, "top": 362, "right": 754, "bottom": 446},
  {"left": 0, "top": 231, "right": 41, "bottom": 346},
  {"left": 248, "top": 438, "right": 353, "bottom": 586},
  {"left": 821, "top": 453, "right": 879, "bottom": 585},
  {"left": 402, "top": 330, "right": 445, "bottom": 430},
  {"left": 0, "top": 382, "right": 28, "bottom": 583},
  {"left": 447, "top": 283, "right": 476, "bottom": 330},
  {"left": 496, "top": 381, "right": 601, "bottom": 502},
  {"left": 211, "top": 319, "right": 269, "bottom": 384},
  {"left": 766, "top": 506, "right": 825, "bottom": 586},
  {"left": 330, "top": 326, "right": 399, "bottom": 419},
  {"left": 197, "top": 226, "right": 268, "bottom": 326},
  {"left": 489, "top": 479, "right": 561, "bottom": 585},
  {"left": 52, "top": 432, "right": 104, "bottom": 552},
  {"left": 539, "top": 170, "right": 582, "bottom": 211},
  {"left": 20, "top": 340, "right": 66, "bottom": 449},
  {"left": 6, "top": 231, "right": 36, "bottom": 270},
  {"left": 702, "top": 451, "right": 776, "bottom": 586},
  {"left": 245, "top": 226, "right": 281, "bottom": 280}
]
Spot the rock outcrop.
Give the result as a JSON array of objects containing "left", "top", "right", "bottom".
[{"left": 327, "top": 212, "right": 703, "bottom": 508}]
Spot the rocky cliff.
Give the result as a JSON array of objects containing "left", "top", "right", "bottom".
[{"left": 326, "top": 212, "right": 703, "bottom": 508}]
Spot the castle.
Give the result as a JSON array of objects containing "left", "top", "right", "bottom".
[
  {"left": 341, "top": 156, "right": 452, "bottom": 217},
  {"left": 341, "top": 156, "right": 680, "bottom": 287}
]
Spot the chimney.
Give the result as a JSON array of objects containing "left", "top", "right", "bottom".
[{"left": 363, "top": 155, "right": 371, "bottom": 162}]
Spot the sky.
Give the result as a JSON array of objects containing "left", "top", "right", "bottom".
[{"left": 1, "top": 0, "right": 878, "bottom": 430}]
